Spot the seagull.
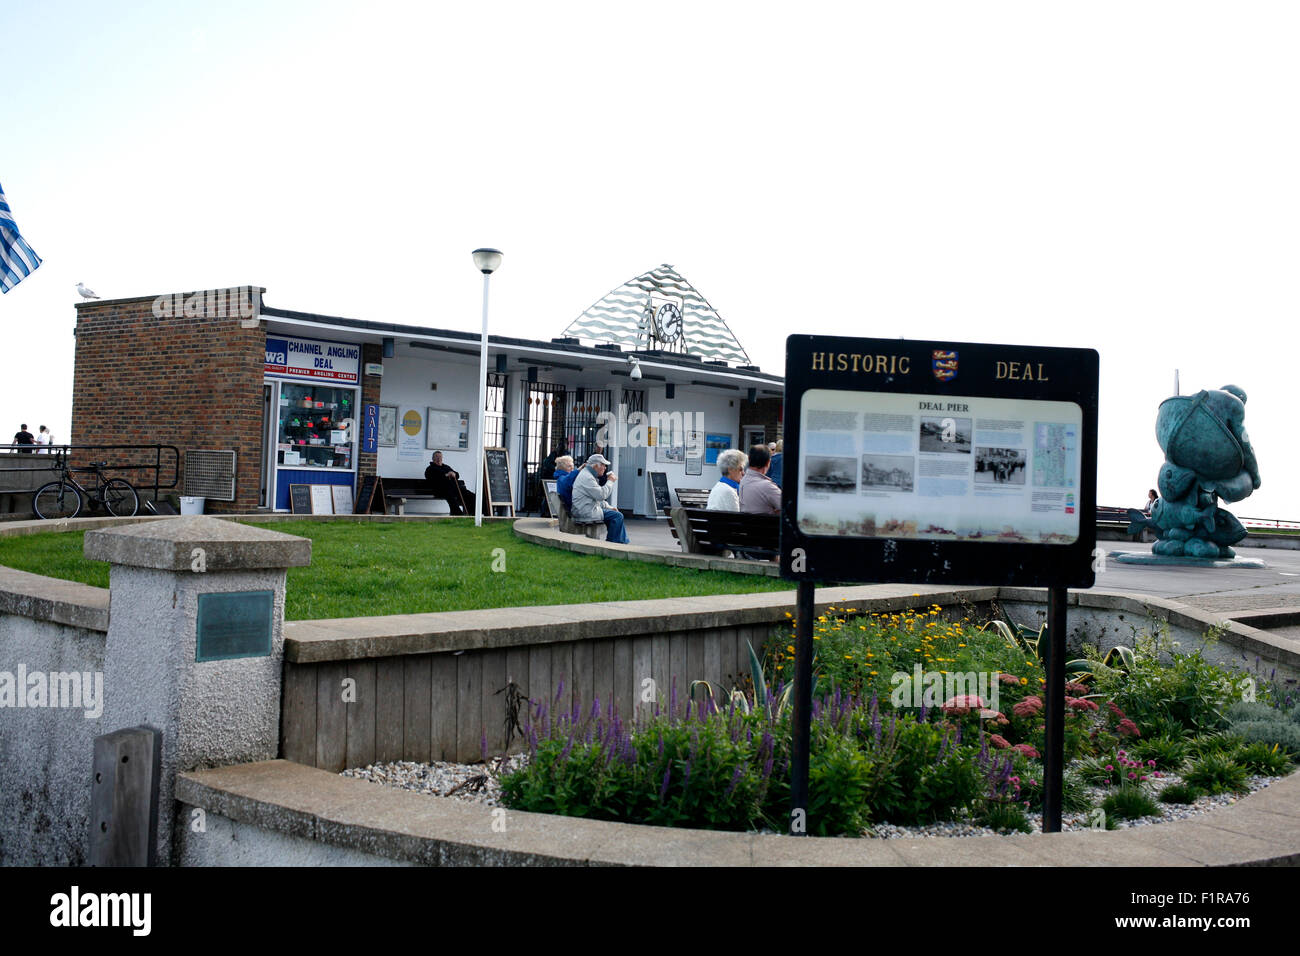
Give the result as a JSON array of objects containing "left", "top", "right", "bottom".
[{"left": 76, "top": 282, "right": 100, "bottom": 299}]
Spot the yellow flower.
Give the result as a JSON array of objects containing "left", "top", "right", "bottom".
[
  {"left": 786, "top": 645, "right": 794, "bottom": 653},
  {"left": 844, "top": 654, "right": 853, "bottom": 660}
]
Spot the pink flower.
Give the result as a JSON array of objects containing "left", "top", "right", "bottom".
[
  {"left": 1013, "top": 696, "right": 1043, "bottom": 717},
  {"left": 1064, "top": 682, "right": 1088, "bottom": 695},
  {"left": 1128, "top": 771, "right": 1137, "bottom": 779},
  {"left": 942, "top": 694, "right": 985, "bottom": 715},
  {"left": 1117, "top": 718, "right": 1141, "bottom": 738},
  {"left": 1107, "top": 701, "right": 1125, "bottom": 719},
  {"left": 1147, "top": 759, "right": 1156, "bottom": 767},
  {"left": 999, "top": 673, "right": 1022, "bottom": 686},
  {"left": 1066, "top": 697, "right": 1099, "bottom": 712},
  {"left": 1013, "top": 743, "right": 1041, "bottom": 759},
  {"left": 989, "top": 734, "right": 1010, "bottom": 750}
]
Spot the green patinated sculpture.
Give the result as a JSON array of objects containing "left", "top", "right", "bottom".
[{"left": 1127, "top": 384, "right": 1261, "bottom": 559}]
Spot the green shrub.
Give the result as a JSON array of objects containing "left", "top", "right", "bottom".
[
  {"left": 1190, "top": 732, "right": 1244, "bottom": 758},
  {"left": 1128, "top": 735, "right": 1190, "bottom": 771},
  {"left": 976, "top": 799, "right": 1033, "bottom": 834},
  {"left": 1062, "top": 771, "right": 1093, "bottom": 813},
  {"left": 1075, "top": 754, "right": 1118, "bottom": 786},
  {"left": 1232, "top": 740, "right": 1292, "bottom": 776},
  {"left": 1159, "top": 781, "right": 1203, "bottom": 804},
  {"left": 1101, "top": 785, "right": 1161, "bottom": 820},
  {"left": 1232, "top": 720, "right": 1300, "bottom": 760},
  {"left": 1226, "top": 701, "right": 1283, "bottom": 723},
  {"left": 1184, "top": 752, "right": 1250, "bottom": 795}
]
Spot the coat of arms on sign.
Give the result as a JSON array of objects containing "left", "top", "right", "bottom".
[{"left": 932, "top": 350, "right": 958, "bottom": 382}]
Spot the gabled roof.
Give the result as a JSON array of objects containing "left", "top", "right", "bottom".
[{"left": 562, "top": 264, "right": 751, "bottom": 366}]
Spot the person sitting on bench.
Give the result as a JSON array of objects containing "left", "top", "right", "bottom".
[
  {"left": 571, "top": 454, "right": 629, "bottom": 544},
  {"left": 425, "top": 451, "right": 476, "bottom": 515},
  {"left": 707, "top": 449, "right": 747, "bottom": 511},
  {"left": 739, "top": 445, "right": 781, "bottom": 515},
  {"left": 554, "top": 455, "right": 577, "bottom": 511}
]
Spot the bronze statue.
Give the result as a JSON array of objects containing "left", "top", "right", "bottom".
[{"left": 1127, "top": 385, "right": 1260, "bottom": 559}]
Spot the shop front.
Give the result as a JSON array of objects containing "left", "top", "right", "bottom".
[{"left": 263, "top": 333, "right": 362, "bottom": 511}]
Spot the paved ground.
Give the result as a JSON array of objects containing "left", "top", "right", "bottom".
[{"left": 620, "top": 517, "right": 1300, "bottom": 609}]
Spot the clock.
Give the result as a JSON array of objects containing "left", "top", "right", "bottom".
[{"left": 653, "top": 302, "right": 683, "bottom": 343}]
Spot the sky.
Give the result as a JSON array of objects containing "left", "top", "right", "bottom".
[{"left": 3, "top": 1, "right": 1297, "bottom": 519}]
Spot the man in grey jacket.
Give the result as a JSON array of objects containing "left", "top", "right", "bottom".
[
  {"left": 739, "top": 445, "right": 781, "bottom": 515},
  {"left": 570, "top": 454, "right": 630, "bottom": 543}
]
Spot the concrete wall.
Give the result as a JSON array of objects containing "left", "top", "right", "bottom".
[{"left": 0, "top": 576, "right": 108, "bottom": 865}]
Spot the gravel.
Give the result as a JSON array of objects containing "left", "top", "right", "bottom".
[{"left": 342, "top": 758, "right": 1290, "bottom": 838}]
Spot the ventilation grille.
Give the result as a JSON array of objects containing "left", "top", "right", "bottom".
[{"left": 184, "top": 450, "right": 237, "bottom": 500}]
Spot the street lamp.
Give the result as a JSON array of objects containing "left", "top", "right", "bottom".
[{"left": 472, "top": 248, "right": 502, "bottom": 528}]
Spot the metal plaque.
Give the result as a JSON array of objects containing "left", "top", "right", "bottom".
[{"left": 195, "top": 591, "right": 274, "bottom": 662}]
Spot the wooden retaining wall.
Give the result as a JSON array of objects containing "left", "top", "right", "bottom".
[{"left": 280, "top": 625, "right": 771, "bottom": 769}]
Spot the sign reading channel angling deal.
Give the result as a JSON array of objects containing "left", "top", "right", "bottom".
[{"left": 780, "top": 336, "right": 1098, "bottom": 588}]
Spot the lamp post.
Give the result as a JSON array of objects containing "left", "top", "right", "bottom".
[{"left": 471, "top": 248, "right": 502, "bottom": 528}]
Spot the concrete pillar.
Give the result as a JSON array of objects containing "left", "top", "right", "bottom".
[{"left": 83, "top": 516, "right": 311, "bottom": 864}]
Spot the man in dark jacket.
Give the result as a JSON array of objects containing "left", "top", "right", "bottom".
[
  {"left": 425, "top": 451, "right": 476, "bottom": 515},
  {"left": 12, "top": 424, "right": 34, "bottom": 453}
]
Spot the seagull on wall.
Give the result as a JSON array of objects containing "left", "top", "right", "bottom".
[{"left": 76, "top": 282, "right": 100, "bottom": 299}]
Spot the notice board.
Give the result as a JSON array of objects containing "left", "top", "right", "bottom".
[
  {"left": 779, "top": 335, "right": 1098, "bottom": 588},
  {"left": 483, "top": 447, "right": 514, "bottom": 516}
]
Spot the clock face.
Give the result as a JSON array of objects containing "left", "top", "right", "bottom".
[{"left": 655, "top": 303, "right": 683, "bottom": 343}]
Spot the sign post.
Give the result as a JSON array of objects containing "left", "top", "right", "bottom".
[{"left": 780, "top": 334, "right": 1098, "bottom": 835}]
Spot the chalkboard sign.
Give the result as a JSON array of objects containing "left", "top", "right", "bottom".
[
  {"left": 289, "top": 484, "right": 312, "bottom": 515},
  {"left": 354, "top": 475, "right": 387, "bottom": 515},
  {"left": 650, "top": 471, "right": 671, "bottom": 513},
  {"left": 483, "top": 447, "right": 515, "bottom": 516},
  {"left": 332, "top": 484, "right": 354, "bottom": 515}
]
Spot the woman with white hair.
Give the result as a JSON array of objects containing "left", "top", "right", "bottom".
[{"left": 707, "top": 449, "right": 747, "bottom": 511}]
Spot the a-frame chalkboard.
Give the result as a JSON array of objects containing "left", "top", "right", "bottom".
[
  {"left": 354, "top": 475, "right": 387, "bottom": 515},
  {"left": 482, "top": 447, "right": 515, "bottom": 517}
]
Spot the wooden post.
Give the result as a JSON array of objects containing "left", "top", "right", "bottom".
[{"left": 89, "top": 726, "right": 161, "bottom": 867}]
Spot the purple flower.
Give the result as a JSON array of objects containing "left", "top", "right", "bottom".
[
  {"left": 480, "top": 729, "right": 488, "bottom": 762},
  {"left": 724, "top": 765, "right": 745, "bottom": 797},
  {"left": 554, "top": 678, "right": 565, "bottom": 704},
  {"left": 682, "top": 760, "right": 693, "bottom": 789},
  {"left": 761, "top": 756, "right": 774, "bottom": 780},
  {"left": 660, "top": 767, "right": 671, "bottom": 800}
]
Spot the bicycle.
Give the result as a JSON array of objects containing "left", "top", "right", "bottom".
[{"left": 32, "top": 456, "right": 139, "bottom": 519}]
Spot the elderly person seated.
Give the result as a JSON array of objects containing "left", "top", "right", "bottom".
[
  {"left": 768, "top": 439, "right": 784, "bottom": 488},
  {"left": 554, "top": 455, "right": 577, "bottom": 511},
  {"left": 707, "top": 449, "right": 747, "bottom": 511},
  {"left": 571, "top": 453, "right": 629, "bottom": 544},
  {"left": 739, "top": 444, "right": 781, "bottom": 515}
]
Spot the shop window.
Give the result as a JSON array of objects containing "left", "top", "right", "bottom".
[{"left": 277, "top": 384, "right": 356, "bottom": 469}]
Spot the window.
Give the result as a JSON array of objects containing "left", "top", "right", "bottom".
[{"left": 276, "top": 383, "right": 357, "bottom": 470}]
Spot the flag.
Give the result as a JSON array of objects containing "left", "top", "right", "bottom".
[{"left": 0, "top": 182, "right": 43, "bottom": 293}]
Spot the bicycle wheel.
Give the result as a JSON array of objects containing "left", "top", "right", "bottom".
[
  {"left": 33, "top": 481, "right": 82, "bottom": 520},
  {"left": 102, "top": 479, "right": 139, "bottom": 517}
]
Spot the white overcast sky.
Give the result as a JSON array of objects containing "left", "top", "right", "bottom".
[{"left": 3, "top": 1, "right": 1296, "bottom": 519}]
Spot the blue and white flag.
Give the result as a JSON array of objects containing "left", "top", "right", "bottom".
[{"left": 0, "top": 182, "right": 43, "bottom": 293}]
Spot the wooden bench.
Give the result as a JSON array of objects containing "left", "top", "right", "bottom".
[
  {"left": 545, "top": 486, "right": 608, "bottom": 540},
  {"left": 668, "top": 506, "right": 779, "bottom": 559},
  {"left": 380, "top": 478, "right": 452, "bottom": 516},
  {"left": 673, "top": 487, "right": 712, "bottom": 510}
]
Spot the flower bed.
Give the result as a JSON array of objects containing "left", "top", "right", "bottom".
[{"left": 495, "top": 608, "right": 1299, "bottom": 836}]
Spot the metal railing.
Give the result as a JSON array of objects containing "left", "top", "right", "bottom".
[{"left": 0, "top": 444, "right": 180, "bottom": 503}]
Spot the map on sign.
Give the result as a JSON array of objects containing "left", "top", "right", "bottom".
[{"left": 797, "top": 389, "right": 1084, "bottom": 545}]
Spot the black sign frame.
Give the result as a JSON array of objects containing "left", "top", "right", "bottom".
[
  {"left": 780, "top": 334, "right": 1098, "bottom": 589},
  {"left": 649, "top": 471, "right": 671, "bottom": 514},
  {"left": 483, "top": 447, "right": 515, "bottom": 516}
]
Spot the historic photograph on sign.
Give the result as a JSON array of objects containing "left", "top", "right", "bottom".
[
  {"left": 654, "top": 419, "right": 684, "bottom": 463},
  {"left": 861, "top": 454, "right": 915, "bottom": 493},
  {"left": 378, "top": 404, "right": 397, "bottom": 447},
  {"left": 426, "top": 408, "right": 471, "bottom": 451},
  {"left": 975, "top": 447, "right": 1027, "bottom": 485},
  {"left": 797, "top": 388, "right": 1083, "bottom": 544},
  {"left": 918, "top": 416, "right": 972, "bottom": 454},
  {"left": 803, "top": 456, "right": 857, "bottom": 494}
]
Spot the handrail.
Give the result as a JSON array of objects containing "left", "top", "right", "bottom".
[{"left": 1, "top": 444, "right": 180, "bottom": 503}]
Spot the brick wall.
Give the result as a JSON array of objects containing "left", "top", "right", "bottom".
[
  {"left": 71, "top": 289, "right": 267, "bottom": 513},
  {"left": 738, "top": 396, "right": 784, "bottom": 445},
  {"left": 356, "top": 343, "right": 383, "bottom": 484}
]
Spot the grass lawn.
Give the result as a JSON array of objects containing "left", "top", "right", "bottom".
[{"left": 0, "top": 519, "right": 794, "bottom": 620}]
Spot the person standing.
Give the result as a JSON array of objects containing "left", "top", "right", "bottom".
[
  {"left": 12, "top": 424, "right": 34, "bottom": 453},
  {"left": 739, "top": 445, "right": 781, "bottom": 514},
  {"left": 34, "top": 426, "right": 52, "bottom": 453},
  {"left": 767, "top": 439, "right": 784, "bottom": 488}
]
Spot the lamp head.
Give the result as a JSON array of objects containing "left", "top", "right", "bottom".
[
  {"left": 472, "top": 248, "right": 503, "bottom": 274},
  {"left": 628, "top": 356, "right": 642, "bottom": 381}
]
